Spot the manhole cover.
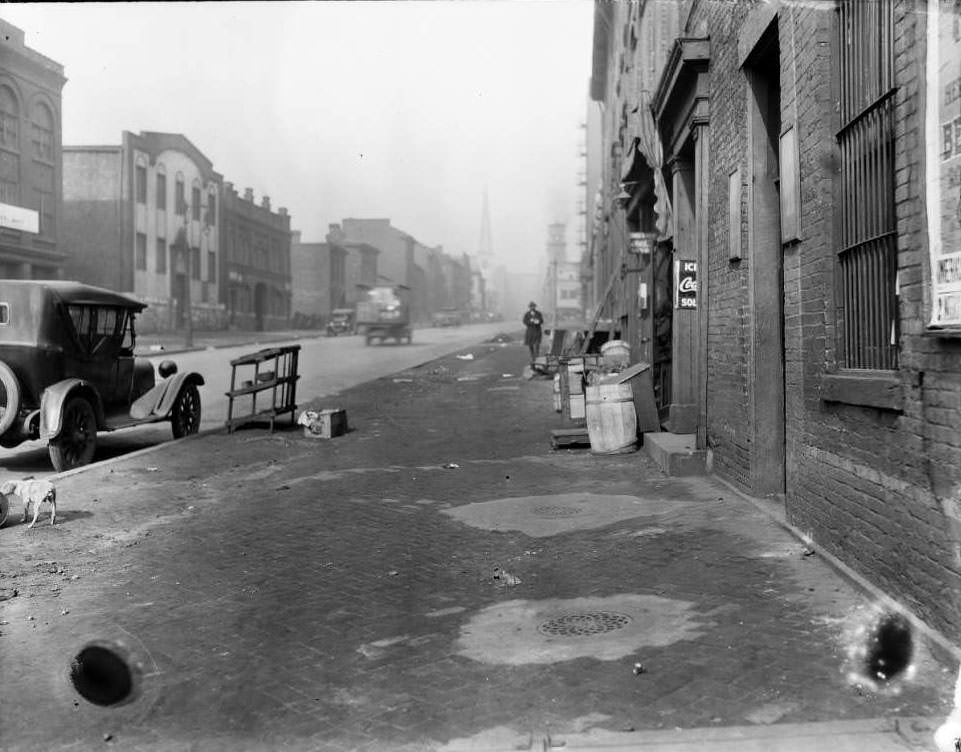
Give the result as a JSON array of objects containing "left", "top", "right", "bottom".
[
  {"left": 532, "top": 505, "right": 583, "bottom": 518},
  {"left": 538, "top": 612, "right": 633, "bottom": 637}
]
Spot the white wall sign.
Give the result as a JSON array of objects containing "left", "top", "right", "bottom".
[
  {"left": 926, "top": 0, "right": 961, "bottom": 327},
  {"left": 0, "top": 202, "right": 39, "bottom": 234}
]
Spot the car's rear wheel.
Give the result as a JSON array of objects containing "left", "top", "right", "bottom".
[
  {"left": 0, "top": 493, "right": 8, "bottom": 528},
  {"left": 171, "top": 383, "right": 201, "bottom": 438},
  {"left": 48, "top": 396, "right": 97, "bottom": 472},
  {"left": 0, "top": 360, "right": 21, "bottom": 437}
]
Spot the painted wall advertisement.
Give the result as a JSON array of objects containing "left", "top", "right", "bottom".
[
  {"left": 674, "top": 259, "right": 697, "bottom": 310},
  {"left": 927, "top": 0, "right": 961, "bottom": 327}
]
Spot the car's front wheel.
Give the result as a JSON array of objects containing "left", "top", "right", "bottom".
[
  {"left": 48, "top": 396, "right": 97, "bottom": 472},
  {"left": 171, "top": 382, "right": 201, "bottom": 438}
]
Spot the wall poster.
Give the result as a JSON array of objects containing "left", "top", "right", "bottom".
[{"left": 926, "top": 0, "right": 961, "bottom": 327}]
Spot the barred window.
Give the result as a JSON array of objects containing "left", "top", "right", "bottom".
[{"left": 836, "top": 0, "right": 897, "bottom": 369}]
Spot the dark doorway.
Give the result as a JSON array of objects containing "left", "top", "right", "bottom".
[{"left": 744, "top": 22, "right": 786, "bottom": 497}]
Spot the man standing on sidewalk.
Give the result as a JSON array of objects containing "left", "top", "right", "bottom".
[{"left": 523, "top": 301, "right": 544, "bottom": 364}]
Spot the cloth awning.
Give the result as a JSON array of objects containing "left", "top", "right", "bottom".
[{"left": 619, "top": 91, "right": 673, "bottom": 240}]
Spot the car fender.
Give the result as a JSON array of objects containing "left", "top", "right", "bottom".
[
  {"left": 39, "top": 379, "right": 106, "bottom": 440},
  {"left": 155, "top": 372, "right": 205, "bottom": 418}
]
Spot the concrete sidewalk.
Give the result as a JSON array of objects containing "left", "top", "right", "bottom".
[
  {"left": 133, "top": 327, "right": 328, "bottom": 356},
  {"left": 0, "top": 341, "right": 956, "bottom": 751}
]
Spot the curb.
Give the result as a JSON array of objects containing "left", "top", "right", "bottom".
[
  {"left": 50, "top": 331, "right": 521, "bottom": 482},
  {"left": 713, "top": 474, "right": 961, "bottom": 666}
]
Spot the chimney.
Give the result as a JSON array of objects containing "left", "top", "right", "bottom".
[
  {"left": 291, "top": 230, "right": 302, "bottom": 244},
  {"left": 326, "top": 223, "right": 345, "bottom": 243},
  {"left": 278, "top": 207, "right": 288, "bottom": 216},
  {"left": 261, "top": 195, "right": 271, "bottom": 211},
  {"left": 243, "top": 187, "right": 254, "bottom": 202}
]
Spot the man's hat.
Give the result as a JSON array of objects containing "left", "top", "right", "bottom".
[{"left": 528, "top": 301, "right": 537, "bottom": 308}]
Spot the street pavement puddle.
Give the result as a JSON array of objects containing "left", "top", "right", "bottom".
[
  {"left": 442, "top": 493, "right": 690, "bottom": 537},
  {"left": 456, "top": 593, "right": 708, "bottom": 665}
]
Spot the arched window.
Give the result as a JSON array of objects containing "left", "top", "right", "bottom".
[
  {"left": 31, "top": 101, "right": 53, "bottom": 161},
  {"left": 0, "top": 86, "right": 19, "bottom": 150}
]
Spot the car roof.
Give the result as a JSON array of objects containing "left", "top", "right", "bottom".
[{"left": 0, "top": 280, "right": 147, "bottom": 311}]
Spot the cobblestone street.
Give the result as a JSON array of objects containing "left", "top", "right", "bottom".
[{"left": 0, "top": 342, "right": 954, "bottom": 751}]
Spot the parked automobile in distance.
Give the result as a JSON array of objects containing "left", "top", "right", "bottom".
[
  {"left": 0, "top": 281, "right": 205, "bottom": 472},
  {"left": 432, "top": 308, "right": 463, "bottom": 327},
  {"left": 325, "top": 308, "right": 356, "bottom": 337}
]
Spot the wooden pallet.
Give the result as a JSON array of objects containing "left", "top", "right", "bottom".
[{"left": 551, "top": 427, "right": 591, "bottom": 450}]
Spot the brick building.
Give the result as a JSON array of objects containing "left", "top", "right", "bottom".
[
  {"left": 0, "top": 20, "right": 66, "bottom": 279},
  {"left": 326, "top": 224, "right": 379, "bottom": 310},
  {"left": 289, "top": 231, "right": 346, "bottom": 326},
  {"left": 339, "top": 218, "right": 470, "bottom": 325},
  {"left": 62, "top": 131, "right": 224, "bottom": 333},
  {"left": 590, "top": 0, "right": 961, "bottom": 642},
  {"left": 221, "top": 184, "right": 291, "bottom": 331}
]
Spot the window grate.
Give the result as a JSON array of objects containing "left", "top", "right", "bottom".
[{"left": 836, "top": 0, "right": 897, "bottom": 370}]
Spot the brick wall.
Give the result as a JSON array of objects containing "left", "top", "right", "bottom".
[{"left": 684, "top": 0, "right": 961, "bottom": 641}]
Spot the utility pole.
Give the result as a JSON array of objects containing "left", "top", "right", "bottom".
[{"left": 179, "top": 201, "right": 194, "bottom": 349}]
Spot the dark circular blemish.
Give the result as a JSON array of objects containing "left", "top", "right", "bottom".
[
  {"left": 69, "top": 643, "right": 137, "bottom": 706},
  {"left": 864, "top": 612, "right": 913, "bottom": 684}
]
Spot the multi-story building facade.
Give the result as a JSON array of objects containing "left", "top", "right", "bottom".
[
  {"left": 62, "top": 131, "right": 224, "bottom": 333},
  {"left": 339, "top": 218, "right": 469, "bottom": 325},
  {"left": 289, "top": 231, "right": 346, "bottom": 326},
  {"left": 0, "top": 20, "right": 66, "bottom": 279},
  {"left": 589, "top": 0, "right": 961, "bottom": 643},
  {"left": 543, "top": 223, "right": 582, "bottom": 325},
  {"left": 221, "top": 184, "right": 291, "bottom": 331},
  {"left": 326, "top": 223, "right": 378, "bottom": 309}
]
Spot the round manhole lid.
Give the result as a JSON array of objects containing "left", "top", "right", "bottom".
[
  {"left": 532, "top": 505, "right": 583, "bottom": 518},
  {"left": 538, "top": 611, "right": 633, "bottom": 637}
]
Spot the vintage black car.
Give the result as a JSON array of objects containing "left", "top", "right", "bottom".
[
  {"left": 0, "top": 281, "right": 205, "bottom": 472},
  {"left": 325, "top": 308, "right": 355, "bottom": 337}
]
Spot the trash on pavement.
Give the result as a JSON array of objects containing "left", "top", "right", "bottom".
[
  {"left": 387, "top": 570, "right": 399, "bottom": 576},
  {"left": 298, "top": 408, "right": 348, "bottom": 439},
  {"left": 393, "top": 378, "right": 413, "bottom": 383},
  {"left": 146, "top": 467, "right": 159, "bottom": 472},
  {"left": 633, "top": 661, "right": 647, "bottom": 675},
  {"left": 492, "top": 567, "right": 521, "bottom": 586},
  {"left": 802, "top": 547, "right": 816, "bottom": 557},
  {"left": 501, "top": 373, "right": 513, "bottom": 378},
  {"left": 60, "top": 609, "right": 69, "bottom": 616},
  {"left": 442, "top": 463, "right": 460, "bottom": 469},
  {"left": 456, "top": 353, "right": 474, "bottom": 360}
]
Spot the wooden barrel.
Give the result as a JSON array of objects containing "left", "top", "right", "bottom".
[
  {"left": 600, "top": 339, "right": 631, "bottom": 369},
  {"left": 585, "top": 383, "right": 638, "bottom": 454}
]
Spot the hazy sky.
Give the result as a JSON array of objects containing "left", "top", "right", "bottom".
[{"left": 3, "top": 1, "right": 593, "bottom": 275}]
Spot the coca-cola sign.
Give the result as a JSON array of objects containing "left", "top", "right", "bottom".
[{"left": 674, "top": 260, "right": 697, "bottom": 309}]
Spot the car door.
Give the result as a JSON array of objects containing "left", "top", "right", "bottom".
[{"left": 64, "top": 304, "right": 123, "bottom": 406}]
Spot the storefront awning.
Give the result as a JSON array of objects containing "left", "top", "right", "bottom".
[{"left": 619, "top": 91, "right": 673, "bottom": 240}]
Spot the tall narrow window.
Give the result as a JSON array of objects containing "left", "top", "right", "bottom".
[
  {"left": 0, "top": 86, "right": 19, "bottom": 205},
  {"left": 156, "top": 171, "right": 166, "bottom": 210},
  {"left": 836, "top": 0, "right": 897, "bottom": 369},
  {"left": 207, "top": 251, "right": 216, "bottom": 283},
  {"left": 135, "top": 164, "right": 147, "bottom": 204},
  {"left": 175, "top": 178, "right": 185, "bottom": 216},
  {"left": 206, "top": 191, "right": 216, "bottom": 226},
  {"left": 191, "top": 186, "right": 200, "bottom": 221},
  {"left": 31, "top": 102, "right": 53, "bottom": 161},
  {"left": 191, "top": 246, "right": 200, "bottom": 280},
  {"left": 156, "top": 237, "right": 167, "bottom": 273},
  {"left": 0, "top": 86, "right": 18, "bottom": 152},
  {"left": 135, "top": 233, "right": 147, "bottom": 270}
]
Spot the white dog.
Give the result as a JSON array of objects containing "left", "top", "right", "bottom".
[{"left": 0, "top": 479, "right": 57, "bottom": 528}]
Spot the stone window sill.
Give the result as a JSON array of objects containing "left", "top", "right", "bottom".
[{"left": 820, "top": 370, "right": 903, "bottom": 411}]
